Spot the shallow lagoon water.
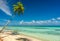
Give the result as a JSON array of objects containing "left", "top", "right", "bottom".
[{"left": 1, "top": 26, "right": 60, "bottom": 41}]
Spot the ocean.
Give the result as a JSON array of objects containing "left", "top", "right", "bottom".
[{"left": 1, "top": 26, "right": 60, "bottom": 41}]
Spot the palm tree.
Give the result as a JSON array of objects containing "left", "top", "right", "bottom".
[
  {"left": 13, "top": 2, "right": 24, "bottom": 15},
  {"left": 0, "top": 2, "right": 24, "bottom": 33}
]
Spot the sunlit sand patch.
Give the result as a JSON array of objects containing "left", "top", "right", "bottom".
[{"left": 0, "top": 31, "right": 41, "bottom": 41}]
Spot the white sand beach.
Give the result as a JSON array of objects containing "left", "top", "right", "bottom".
[{"left": 0, "top": 31, "right": 41, "bottom": 41}]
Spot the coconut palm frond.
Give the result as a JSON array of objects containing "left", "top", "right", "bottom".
[
  {"left": 21, "top": 7, "right": 24, "bottom": 13},
  {"left": 13, "top": 2, "right": 24, "bottom": 16}
]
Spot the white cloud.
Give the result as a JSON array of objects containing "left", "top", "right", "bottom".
[
  {"left": 0, "top": 0, "right": 12, "bottom": 16},
  {"left": 1, "top": 18, "right": 60, "bottom": 26},
  {"left": 1, "top": 18, "right": 59, "bottom": 26},
  {"left": 20, "top": 20, "right": 24, "bottom": 24},
  {"left": 57, "top": 17, "right": 60, "bottom": 20},
  {"left": 51, "top": 18, "right": 56, "bottom": 21},
  {"left": 19, "top": 18, "right": 60, "bottom": 26},
  {"left": 32, "top": 20, "right": 35, "bottom": 23}
]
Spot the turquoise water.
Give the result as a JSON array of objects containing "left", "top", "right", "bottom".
[{"left": 5, "top": 26, "right": 60, "bottom": 41}]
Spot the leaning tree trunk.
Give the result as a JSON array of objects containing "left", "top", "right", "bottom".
[
  {"left": 0, "top": 20, "right": 10, "bottom": 33},
  {"left": 0, "top": 15, "right": 15, "bottom": 33}
]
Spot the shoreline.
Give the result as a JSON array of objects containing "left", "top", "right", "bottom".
[{"left": 0, "top": 30, "right": 42, "bottom": 41}]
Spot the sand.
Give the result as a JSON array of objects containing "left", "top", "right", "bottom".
[{"left": 0, "top": 31, "right": 42, "bottom": 41}]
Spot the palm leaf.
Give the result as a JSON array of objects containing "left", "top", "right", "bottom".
[{"left": 13, "top": 2, "right": 24, "bottom": 16}]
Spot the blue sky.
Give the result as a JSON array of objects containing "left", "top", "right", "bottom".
[{"left": 0, "top": 0, "right": 60, "bottom": 26}]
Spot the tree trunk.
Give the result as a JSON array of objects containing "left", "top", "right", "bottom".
[{"left": 0, "top": 20, "right": 10, "bottom": 33}]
